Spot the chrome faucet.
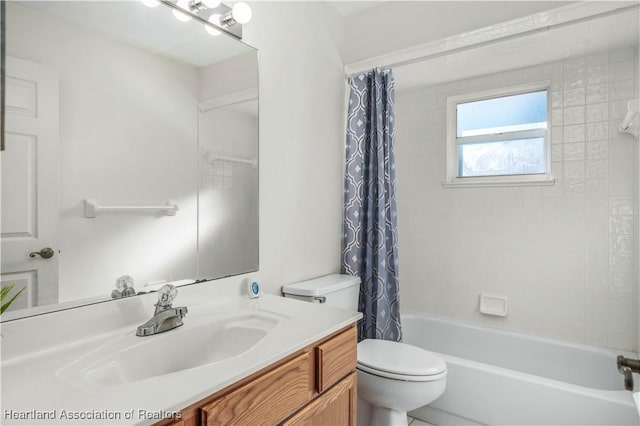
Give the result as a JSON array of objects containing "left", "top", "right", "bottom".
[
  {"left": 617, "top": 355, "right": 640, "bottom": 391},
  {"left": 136, "top": 284, "right": 188, "bottom": 337}
]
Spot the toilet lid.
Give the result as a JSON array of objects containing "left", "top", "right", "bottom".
[{"left": 357, "top": 339, "right": 446, "bottom": 377}]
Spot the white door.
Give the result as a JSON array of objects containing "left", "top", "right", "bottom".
[{"left": 1, "top": 56, "right": 59, "bottom": 313}]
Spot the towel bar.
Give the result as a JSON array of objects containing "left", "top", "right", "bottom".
[{"left": 83, "top": 199, "right": 178, "bottom": 218}]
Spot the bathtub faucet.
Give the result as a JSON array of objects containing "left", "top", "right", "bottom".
[{"left": 617, "top": 355, "right": 640, "bottom": 391}]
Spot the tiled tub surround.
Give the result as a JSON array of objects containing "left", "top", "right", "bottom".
[{"left": 396, "top": 46, "right": 639, "bottom": 351}]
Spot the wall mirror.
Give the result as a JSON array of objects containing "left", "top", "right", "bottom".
[{"left": 0, "top": 0, "right": 259, "bottom": 320}]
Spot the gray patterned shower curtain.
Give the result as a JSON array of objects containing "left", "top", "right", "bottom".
[{"left": 341, "top": 68, "right": 401, "bottom": 342}]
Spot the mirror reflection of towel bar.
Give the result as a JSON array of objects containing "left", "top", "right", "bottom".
[
  {"left": 83, "top": 199, "right": 178, "bottom": 218},
  {"left": 208, "top": 154, "right": 257, "bottom": 168}
]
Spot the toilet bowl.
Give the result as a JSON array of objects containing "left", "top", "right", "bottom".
[
  {"left": 357, "top": 339, "right": 447, "bottom": 426},
  {"left": 282, "top": 274, "right": 447, "bottom": 426}
]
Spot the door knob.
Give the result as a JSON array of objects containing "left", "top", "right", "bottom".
[{"left": 29, "top": 247, "right": 55, "bottom": 259}]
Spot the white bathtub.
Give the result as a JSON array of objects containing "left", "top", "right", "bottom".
[{"left": 402, "top": 313, "right": 639, "bottom": 426}]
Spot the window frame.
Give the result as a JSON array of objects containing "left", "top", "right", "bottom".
[{"left": 444, "top": 81, "right": 555, "bottom": 188}]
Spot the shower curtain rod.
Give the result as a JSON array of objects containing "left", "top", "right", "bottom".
[{"left": 344, "top": 2, "right": 639, "bottom": 78}]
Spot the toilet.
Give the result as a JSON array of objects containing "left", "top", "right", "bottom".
[{"left": 282, "top": 274, "right": 447, "bottom": 426}]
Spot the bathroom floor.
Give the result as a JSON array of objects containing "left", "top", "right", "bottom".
[{"left": 408, "top": 417, "right": 433, "bottom": 426}]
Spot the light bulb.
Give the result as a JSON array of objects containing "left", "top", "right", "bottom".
[
  {"left": 202, "top": 0, "right": 221, "bottom": 8},
  {"left": 231, "top": 2, "right": 252, "bottom": 24},
  {"left": 173, "top": 0, "right": 192, "bottom": 22},
  {"left": 205, "top": 14, "right": 222, "bottom": 36},
  {"left": 140, "top": 0, "right": 160, "bottom": 7}
]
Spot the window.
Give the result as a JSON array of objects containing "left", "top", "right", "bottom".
[{"left": 445, "top": 83, "right": 554, "bottom": 187}]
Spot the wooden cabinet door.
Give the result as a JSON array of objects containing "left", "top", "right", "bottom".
[{"left": 281, "top": 372, "right": 356, "bottom": 426}]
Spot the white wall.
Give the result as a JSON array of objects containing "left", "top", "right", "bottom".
[
  {"left": 199, "top": 51, "right": 258, "bottom": 101},
  {"left": 395, "top": 46, "right": 639, "bottom": 351},
  {"left": 242, "top": 2, "right": 346, "bottom": 294}
]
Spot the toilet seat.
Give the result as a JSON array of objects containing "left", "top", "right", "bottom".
[{"left": 357, "top": 339, "right": 447, "bottom": 382}]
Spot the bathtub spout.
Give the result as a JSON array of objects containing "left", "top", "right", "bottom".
[
  {"left": 620, "top": 367, "right": 634, "bottom": 391},
  {"left": 617, "top": 355, "right": 640, "bottom": 374},
  {"left": 617, "top": 356, "right": 640, "bottom": 391}
]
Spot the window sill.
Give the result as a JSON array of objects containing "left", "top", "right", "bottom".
[{"left": 442, "top": 175, "right": 556, "bottom": 188}]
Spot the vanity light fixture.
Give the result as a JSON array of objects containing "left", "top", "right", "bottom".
[
  {"left": 144, "top": 0, "right": 251, "bottom": 39},
  {"left": 220, "top": 2, "right": 252, "bottom": 26},
  {"left": 206, "top": 2, "right": 252, "bottom": 36},
  {"left": 189, "top": 0, "right": 222, "bottom": 13},
  {"left": 174, "top": 0, "right": 251, "bottom": 24}
]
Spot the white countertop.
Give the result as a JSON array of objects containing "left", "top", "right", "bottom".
[{"left": 1, "top": 286, "right": 361, "bottom": 426}]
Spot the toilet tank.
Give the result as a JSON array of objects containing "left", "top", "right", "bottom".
[{"left": 282, "top": 274, "right": 360, "bottom": 311}]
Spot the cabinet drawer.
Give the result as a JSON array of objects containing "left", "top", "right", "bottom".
[
  {"left": 200, "top": 352, "right": 313, "bottom": 426},
  {"left": 316, "top": 326, "right": 357, "bottom": 392}
]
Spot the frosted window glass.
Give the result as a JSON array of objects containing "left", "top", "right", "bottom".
[
  {"left": 458, "top": 138, "right": 546, "bottom": 177},
  {"left": 457, "top": 91, "right": 547, "bottom": 137}
]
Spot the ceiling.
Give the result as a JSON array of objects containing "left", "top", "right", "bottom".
[{"left": 327, "top": 1, "right": 383, "bottom": 17}]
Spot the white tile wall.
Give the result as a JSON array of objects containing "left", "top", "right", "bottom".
[{"left": 396, "top": 46, "right": 639, "bottom": 351}]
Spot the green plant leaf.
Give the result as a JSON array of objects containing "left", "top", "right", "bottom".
[
  {"left": 1, "top": 286, "right": 25, "bottom": 315},
  {"left": 0, "top": 284, "right": 14, "bottom": 301}
]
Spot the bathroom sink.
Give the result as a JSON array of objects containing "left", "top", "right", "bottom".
[{"left": 56, "top": 311, "right": 284, "bottom": 389}]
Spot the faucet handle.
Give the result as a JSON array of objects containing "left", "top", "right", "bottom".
[{"left": 157, "top": 284, "right": 178, "bottom": 306}]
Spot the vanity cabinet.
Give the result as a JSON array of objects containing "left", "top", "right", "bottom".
[
  {"left": 281, "top": 372, "right": 356, "bottom": 426},
  {"left": 156, "top": 325, "right": 357, "bottom": 426}
]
